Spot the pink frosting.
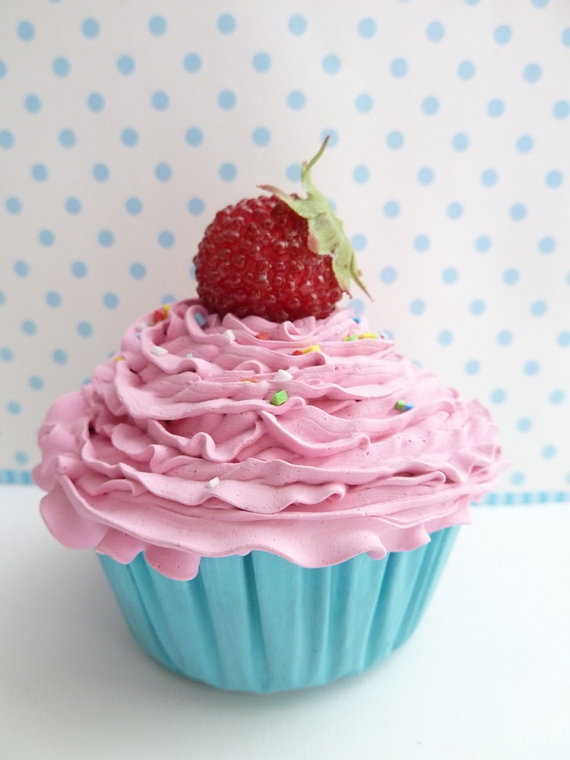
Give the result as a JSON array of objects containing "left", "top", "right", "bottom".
[{"left": 34, "top": 300, "right": 504, "bottom": 579}]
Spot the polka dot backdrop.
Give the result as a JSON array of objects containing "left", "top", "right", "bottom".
[{"left": 1, "top": 0, "right": 569, "bottom": 500}]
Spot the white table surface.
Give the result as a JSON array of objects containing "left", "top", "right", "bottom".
[{"left": 1, "top": 485, "right": 568, "bottom": 760}]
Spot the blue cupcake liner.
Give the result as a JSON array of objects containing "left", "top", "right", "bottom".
[{"left": 98, "top": 525, "right": 459, "bottom": 693}]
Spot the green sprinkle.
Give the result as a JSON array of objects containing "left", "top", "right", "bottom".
[
  {"left": 270, "top": 390, "right": 288, "bottom": 406},
  {"left": 395, "top": 399, "right": 413, "bottom": 412}
]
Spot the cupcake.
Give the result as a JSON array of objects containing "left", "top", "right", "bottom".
[{"left": 34, "top": 140, "right": 504, "bottom": 692}]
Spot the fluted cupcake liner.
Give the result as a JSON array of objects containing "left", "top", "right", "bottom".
[{"left": 98, "top": 525, "right": 459, "bottom": 693}]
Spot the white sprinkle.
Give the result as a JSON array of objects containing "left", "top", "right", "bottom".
[
  {"left": 206, "top": 476, "right": 220, "bottom": 489},
  {"left": 186, "top": 352, "right": 193, "bottom": 359},
  {"left": 274, "top": 369, "right": 293, "bottom": 382},
  {"left": 151, "top": 345, "right": 168, "bottom": 356},
  {"left": 223, "top": 329, "right": 235, "bottom": 340}
]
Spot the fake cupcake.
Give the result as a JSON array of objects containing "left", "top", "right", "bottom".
[{"left": 34, "top": 140, "right": 504, "bottom": 692}]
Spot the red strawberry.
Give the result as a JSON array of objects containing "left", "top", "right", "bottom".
[{"left": 193, "top": 137, "right": 369, "bottom": 322}]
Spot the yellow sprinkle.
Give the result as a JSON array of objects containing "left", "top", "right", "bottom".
[
  {"left": 359, "top": 332, "right": 378, "bottom": 340},
  {"left": 113, "top": 355, "right": 124, "bottom": 362},
  {"left": 242, "top": 377, "right": 258, "bottom": 383},
  {"left": 302, "top": 344, "right": 321, "bottom": 354},
  {"left": 163, "top": 304, "right": 171, "bottom": 314}
]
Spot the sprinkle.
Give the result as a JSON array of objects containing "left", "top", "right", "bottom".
[
  {"left": 151, "top": 308, "right": 166, "bottom": 325},
  {"left": 242, "top": 377, "right": 258, "bottom": 383},
  {"left": 395, "top": 399, "right": 413, "bottom": 412},
  {"left": 353, "top": 317, "right": 361, "bottom": 324},
  {"left": 270, "top": 390, "right": 288, "bottom": 406},
  {"left": 186, "top": 352, "right": 193, "bottom": 359},
  {"left": 274, "top": 369, "right": 293, "bottom": 381},
  {"left": 151, "top": 345, "right": 168, "bottom": 356},
  {"left": 256, "top": 332, "right": 270, "bottom": 340},
  {"left": 206, "top": 476, "right": 220, "bottom": 489},
  {"left": 343, "top": 334, "right": 358, "bottom": 341},
  {"left": 113, "top": 355, "right": 124, "bottom": 362},
  {"left": 359, "top": 332, "right": 378, "bottom": 340},
  {"left": 223, "top": 329, "right": 235, "bottom": 340},
  {"left": 194, "top": 312, "right": 206, "bottom": 326},
  {"left": 302, "top": 344, "right": 321, "bottom": 354}
]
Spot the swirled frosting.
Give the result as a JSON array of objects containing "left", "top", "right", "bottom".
[{"left": 34, "top": 300, "right": 503, "bottom": 580}]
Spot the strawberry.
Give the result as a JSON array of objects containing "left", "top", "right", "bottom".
[{"left": 193, "top": 137, "right": 369, "bottom": 322}]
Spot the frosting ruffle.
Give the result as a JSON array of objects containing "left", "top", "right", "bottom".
[{"left": 34, "top": 300, "right": 504, "bottom": 579}]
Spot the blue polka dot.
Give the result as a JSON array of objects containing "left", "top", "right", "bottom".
[
  {"left": 14, "top": 451, "right": 28, "bottom": 465},
  {"left": 14, "top": 260, "right": 29, "bottom": 276},
  {"left": 390, "top": 58, "right": 408, "bottom": 77},
  {"left": 288, "top": 15, "right": 307, "bottom": 35},
  {"left": 0, "top": 131, "right": 15, "bottom": 148},
  {"left": 541, "top": 445, "right": 557, "bottom": 459},
  {"left": 0, "top": 347, "right": 14, "bottom": 363},
  {"left": 6, "top": 401, "right": 22, "bottom": 415},
  {"left": 17, "top": 21, "right": 35, "bottom": 41},
  {"left": 509, "top": 203, "right": 527, "bottom": 221},
  {"left": 217, "top": 13, "right": 236, "bottom": 34},
  {"left": 421, "top": 96, "right": 439, "bottom": 115},
  {"left": 516, "top": 417, "right": 532, "bottom": 432},
  {"left": 538, "top": 237, "right": 555, "bottom": 254},
  {"left": 187, "top": 198, "right": 205, "bottom": 216},
  {"left": 353, "top": 165, "right": 370, "bottom": 183},
  {"left": 158, "top": 231, "right": 174, "bottom": 248},
  {"left": 452, "top": 133, "right": 469, "bottom": 151},
  {"left": 531, "top": 0, "right": 549, "bottom": 7},
  {"left": 410, "top": 299, "right": 426, "bottom": 315},
  {"left": 38, "top": 230, "right": 55, "bottom": 246},
  {"left": 92, "top": 163, "right": 109, "bottom": 181},
  {"left": 151, "top": 91, "right": 169, "bottom": 111},
  {"left": 148, "top": 16, "right": 166, "bottom": 36},
  {"left": 6, "top": 197, "right": 22, "bottom": 214},
  {"left": 530, "top": 300, "right": 547, "bottom": 316},
  {"left": 77, "top": 321, "right": 93, "bottom": 337},
  {"left": 470, "top": 299, "right": 486, "bottom": 315},
  {"left": 46, "top": 291, "right": 61, "bottom": 307},
  {"left": 29, "top": 375, "right": 44, "bottom": 390},
  {"left": 481, "top": 169, "right": 498, "bottom": 186},
  {"left": 322, "top": 54, "right": 342, "bottom": 76},
  {"left": 218, "top": 90, "right": 237, "bottom": 110},
  {"left": 321, "top": 129, "right": 339, "bottom": 147},
  {"left": 545, "top": 170, "right": 563, "bottom": 188},
  {"left": 98, "top": 230, "right": 114, "bottom": 247},
  {"left": 516, "top": 135, "right": 534, "bottom": 153},
  {"left": 426, "top": 21, "right": 444, "bottom": 41},
  {"left": 380, "top": 267, "right": 397, "bottom": 284},
  {"left": 155, "top": 163, "right": 172, "bottom": 181},
  {"left": 446, "top": 202, "right": 463, "bottom": 220},
  {"left": 355, "top": 94, "right": 373, "bottom": 112},
  {"left": 358, "top": 18, "right": 377, "bottom": 38},
  {"left": 121, "top": 128, "right": 138, "bottom": 147},
  {"left": 0, "top": 61, "right": 6, "bottom": 78},
  {"left": 413, "top": 234, "right": 430, "bottom": 252},
  {"left": 464, "top": 359, "right": 480, "bottom": 375},
  {"left": 487, "top": 98, "right": 505, "bottom": 117},
  {"left": 510, "top": 471, "right": 525, "bottom": 485},
  {"left": 52, "top": 349, "right": 68, "bottom": 365},
  {"left": 417, "top": 167, "right": 434, "bottom": 185},
  {"left": 130, "top": 262, "right": 146, "bottom": 279},
  {"left": 87, "top": 93, "right": 105, "bottom": 112},
  {"left": 523, "top": 360, "right": 539, "bottom": 375},
  {"left": 552, "top": 100, "right": 569, "bottom": 119},
  {"left": 549, "top": 389, "right": 565, "bottom": 405},
  {"left": 496, "top": 329, "right": 513, "bottom": 346},
  {"left": 0, "top": 291, "right": 5, "bottom": 305},
  {"left": 383, "top": 201, "right": 400, "bottom": 219},
  {"left": 183, "top": 53, "right": 202, "bottom": 73},
  {"left": 442, "top": 267, "right": 459, "bottom": 284},
  {"left": 562, "top": 28, "right": 570, "bottom": 47},
  {"left": 117, "top": 55, "right": 135, "bottom": 75},
  {"left": 475, "top": 235, "right": 491, "bottom": 252},
  {"left": 490, "top": 388, "right": 506, "bottom": 404},
  {"left": 103, "top": 292, "right": 119, "bottom": 308},
  {"left": 386, "top": 131, "right": 404, "bottom": 150},
  {"left": 286, "top": 164, "right": 301, "bottom": 182},
  {"left": 457, "top": 61, "right": 475, "bottom": 80},
  {"left": 219, "top": 163, "right": 237, "bottom": 181},
  {"left": 252, "top": 127, "right": 271, "bottom": 146},
  {"left": 252, "top": 52, "right": 271, "bottom": 72},
  {"left": 31, "top": 163, "right": 48, "bottom": 181},
  {"left": 523, "top": 63, "right": 541, "bottom": 83},
  {"left": 63, "top": 197, "right": 81, "bottom": 215},
  {"left": 125, "top": 197, "right": 142, "bottom": 215},
  {"left": 351, "top": 234, "right": 367, "bottom": 251},
  {"left": 59, "top": 129, "right": 76, "bottom": 148},
  {"left": 52, "top": 57, "right": 70, "bottom": 77},
  {"left": 438, "top": 330, "right": 454, "bottom": 346},
  {"left": 21, "top": 320, "right": 37, "bottom": 335},
  {"left": 287, "top": 91, "right": 306, "bottom": 110},
  {"left": 81, "top": 18, "right": 100, "bottom": 39},
  {"left": 24, "top": 94, "right": 41, "bottom": 113},
  {"left": 502, "top": 268, "right": 520, "bottom": 285},
  {"left": 494, "top": 25, "right": 512, "bottom": 44},
  {"left": 185, "top": 127, "right": 203, "bottom": 146},
  {"left": 71, "top": 261, "right": 87, "bottom": 278},
  {"left": 558, "top": 331, "right": 570, "bottom": 347}
]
